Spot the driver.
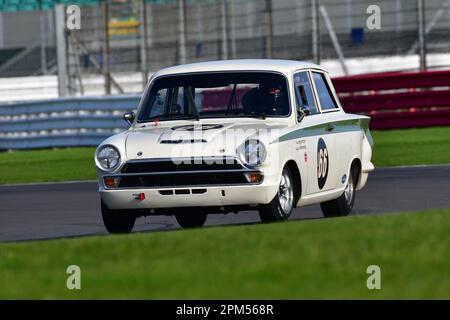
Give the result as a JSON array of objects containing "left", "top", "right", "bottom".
[{"left": 242, "top": 82, "right": 285, "bottom": 115}]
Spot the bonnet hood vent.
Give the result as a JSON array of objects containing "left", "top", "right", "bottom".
[
  {"left": 160, "top": 139, "right": 207, "bottom": 144},
  {"left": 171, "top": 124, "right": 224, "bottom": 131}
]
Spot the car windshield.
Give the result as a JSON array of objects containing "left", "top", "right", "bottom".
[{"left": 137, "top": 72, "right": 290, "bottom": 122}]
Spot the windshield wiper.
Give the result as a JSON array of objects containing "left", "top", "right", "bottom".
[
  {"left": 247, "top": 112, "right": 266, "bottom": 120},
  {"left": 139, "top": 115, "right": 200, "bottom": 123},
  {"left": 180, "top": 115, "right": 200, "bottom": 121},
  {"left": 226, "top": 83, "right": 238, "bottom": 115}
]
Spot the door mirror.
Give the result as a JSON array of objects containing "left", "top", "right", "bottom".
[
  {"left": 123, "top": 112, "right": 135, "bottom": 126},
  {"left": 297, "top": 106, "right": 311, "bottom": 122}
]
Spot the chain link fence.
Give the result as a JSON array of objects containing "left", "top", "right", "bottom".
[{"left": 0, "top": 0, "right": 449, "bottom": 96}]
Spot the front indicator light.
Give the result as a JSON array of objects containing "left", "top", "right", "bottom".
[
  {"left": 104, "top": 177, "right": 121, "bottom": 188},
  {"left": 245, "top": 173, "right": 262, "bottom": 183}
]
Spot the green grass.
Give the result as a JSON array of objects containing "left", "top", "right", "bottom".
[
  {"left": 0, "top": 208, "right": 449, "bottom": 299},
  {"left": 371, "top": 127, "right": 450, "bottom": 167},
  {"left": 0, "top": 127, "right": 449, "bottom": 185},
  {"left": 0, "top": 147, "right": 96, "bottom": 184}
]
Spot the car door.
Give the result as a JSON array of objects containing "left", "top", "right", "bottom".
[
  {"left": 314, "top": 71, "right": 361, "bottom": 189},
  {"left": 294, "top": 71, "right": 337, "bottom": 195},
  {"left": 310, "top": 71, "right": 344, "bottom": 191}
]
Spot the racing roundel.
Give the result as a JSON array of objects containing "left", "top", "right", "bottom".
[{"left": 317, "top": 138, "right": 329, "bottom": 190}]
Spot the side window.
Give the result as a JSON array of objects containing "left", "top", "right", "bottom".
[
  {"left": 294, "top": 71, "right": 318, "bottom": 115},
  {"left": 312, "top": 72, "right": 338, "bottom": 111}
]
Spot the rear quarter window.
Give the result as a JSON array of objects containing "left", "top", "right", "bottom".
[{"left": 312, "top": 72, "right": 339, "bottom": 111}]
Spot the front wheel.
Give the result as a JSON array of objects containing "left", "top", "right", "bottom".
[
  {"left": 320, "top": 165, "right": 357, "bottom": 218},
  {"left": 259, "top": 166, "right": 295, "bottom": 223},
  {"left": 101, "top": 200, "right": 136, "bottom": 234},
  {"left": 175, "top": 211, "right": 208, "bottom": 229}
]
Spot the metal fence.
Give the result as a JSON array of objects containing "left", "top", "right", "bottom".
[
  {"left": 0, "top": 0, "right": 450, "bottom": 95},
  {"left": 0, "top": 94, "right": 139, "bottom": 150}
]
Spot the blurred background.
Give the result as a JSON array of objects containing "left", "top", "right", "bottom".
[
  {"left": 1, "top": 0, "right": 449, "bottom": 98},
  {"left": 0, "top": 0, "right": 450, "bottom": 149}
]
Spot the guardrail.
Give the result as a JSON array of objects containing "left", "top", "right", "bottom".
[
  {"left": 333, "top": 69, "right": 450, "bottom": 130},
  {"left": 0, "top": 95, "right": 140, "bottom": 150}
]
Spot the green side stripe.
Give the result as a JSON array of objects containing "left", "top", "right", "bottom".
[{"left": 272, "top": 118, "right": 370, "bottom": 144}]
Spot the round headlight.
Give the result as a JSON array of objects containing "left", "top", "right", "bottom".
[
  {"left": 238, "top": 139, "right": 267, "bottom": 167},
  {"left": 96, "top": 145, "right": 121, "bottom": 170}
]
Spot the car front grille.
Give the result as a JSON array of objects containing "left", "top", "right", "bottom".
[
  {"left": 117, "top": 171, "right": 249, "bottom": 188},
  {"left": 105, "top": 157, "right": 262, "bottom": 189},
  {"left": 121, "top": 157, "right": 243, "bottom": 173}
]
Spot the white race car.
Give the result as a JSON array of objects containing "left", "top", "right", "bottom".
[{"left": 95, "top": 60, "right": 374, "bottom": 233}]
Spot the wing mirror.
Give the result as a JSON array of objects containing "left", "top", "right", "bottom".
[
  {"left": 297, "top": 106, "right": 311, "bottom": 122},
  {"left": 123, "top": 112, "right": 135, "bottom": 126}
]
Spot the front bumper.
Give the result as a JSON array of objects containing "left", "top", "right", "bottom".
[
  {"left": 100, "top": 183, "right": 277, "bottom": 210},
  {"left": 98, "top": 156, "right": 279, "bottom": 210}
]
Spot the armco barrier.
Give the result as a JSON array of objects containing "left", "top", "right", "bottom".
[
  {"left": 0, "top": 94, "right": 140, "bottom": 150},
  {"left": 333, "top": 69, "right": 450, "bottom": 130}
]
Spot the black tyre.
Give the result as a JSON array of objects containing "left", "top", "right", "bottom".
[
  {"left": 320, "top": 165, "right": 357, "bottom": 218},
  {"left": 101, "top": 200, "right": 136, "bottom": 234},
  {"left": 259, "top": 166, "right": 295, "bottom": 223},
  {"left": 175, "top": 211, "right": 208, "bottom": 229}
]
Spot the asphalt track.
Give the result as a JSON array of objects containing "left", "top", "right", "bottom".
[{"left": 1, "top": 165, "right": 450, "bottom": 242}]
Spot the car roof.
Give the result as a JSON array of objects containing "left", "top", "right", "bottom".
[{"left": 151, "top": 59, "right": 325, "bottom": 79}]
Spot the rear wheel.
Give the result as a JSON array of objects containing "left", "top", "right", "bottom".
[
  {"left": 101, "top": 200, "right": 136, "bottom": 234},
  {"left": 320, "top": 165, "right": 357, "bottom": 218},
  {"left": 175, "top": 210, "right": 208, "bottom": 229},
  {"left": 259, "top": 166, "right": 295, "bottom": 223}
]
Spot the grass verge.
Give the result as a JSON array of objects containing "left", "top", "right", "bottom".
[
  {"left": 0, "top": 127, "right": 449, "bottom": 184},
  {"left": 0, "top": 147, "right": 96, "bottom": 184},
  {"left": 0, "top": 208, "right": 449, "bottom": 299},
  {"left": 371, "top": 127, "right": 450, "bottom": 167}
]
